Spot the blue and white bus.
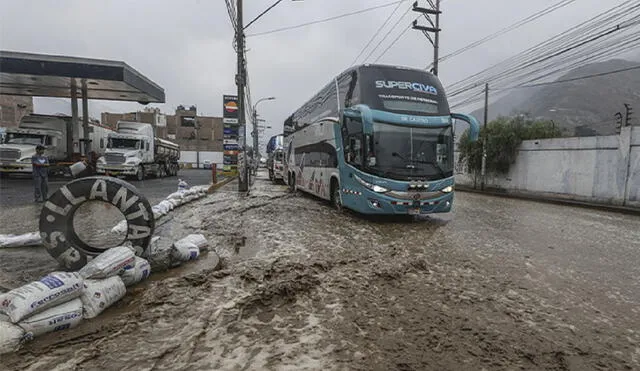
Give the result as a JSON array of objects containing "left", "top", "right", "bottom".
[{"left": 283, "top": 64, "right": 479, "bottom": 215}]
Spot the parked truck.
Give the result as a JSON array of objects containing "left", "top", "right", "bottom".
[
  {"left": 0, "top": 114, "right": 113, "bottom": 177},
  {"left": 96, "top": 121, "right": 180, "bottom": 181},
  {"left": 266, "top": 134, "right": 285, "bottom": 183}
]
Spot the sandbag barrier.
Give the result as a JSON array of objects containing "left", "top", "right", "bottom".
[
  {"left": 0, "top": 234, "right": 211, "bottom": 355},
  {"left": 0, "top": 183, "right": 209, "bottom": 251},
  {"left": 111, "top": 185, "right": 210, "bottom": 235},
  {"left": 1, "top": 177, "right": 213, "bottom": 354}
]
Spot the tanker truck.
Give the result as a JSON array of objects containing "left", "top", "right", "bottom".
[{"left": 96, "top": 121, "right": 180, "bottom": 181}]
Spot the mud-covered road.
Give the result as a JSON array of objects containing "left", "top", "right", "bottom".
[{"left": 2, "top": 170, "right": 640, "bottom": 370}]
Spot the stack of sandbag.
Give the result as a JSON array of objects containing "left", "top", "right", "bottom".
[
  {"left": 77, "top": 246, "right": 135, "bottom": 318},
  {"left": 0, "top": 232, "right": 42, "bottom": 248},
  {"left": 0, "top": 271, "right": 84, "bottom": 354}
]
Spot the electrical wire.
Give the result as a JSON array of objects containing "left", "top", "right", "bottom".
[
  {"left": 434, "top": 0, "right": 578, "bottom": 67},
  {"left": 362, "top": 5, "right": 414, "bottom": 62},
  {"left": 374, "top": 23, "right": 413, "bottom": 63},
  {"left": 350, "top": 0, "right": 408, "bottom": 66},
  {"left": 246, "top": 0, "right": 405, "bottom": 37},
  {"left": 446, "top": 1, "right": 640, "bottom": 106}
]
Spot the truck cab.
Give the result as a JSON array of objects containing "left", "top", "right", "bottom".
[
  {"left": 0, "top": 115, "right": 67, "bottom": 176},
  {"left": 97, "top": 121, "right": 179, "bottom": 180}
]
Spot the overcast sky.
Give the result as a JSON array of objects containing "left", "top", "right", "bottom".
[{"left": 0, "top": 0, "right": 635, "bottom": 147}]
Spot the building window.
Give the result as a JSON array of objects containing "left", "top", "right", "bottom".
[{"left": 181, "top": 116, "right": 196, "bottom": 127}]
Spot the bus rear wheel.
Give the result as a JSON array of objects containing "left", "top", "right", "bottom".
[
  {"left": 330, "top": 178, "right": 342, "bottom": 211},
  {"left": 288, "top": 172, "right": 297, "bottom": 193}
]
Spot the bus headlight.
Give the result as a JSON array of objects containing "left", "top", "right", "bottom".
[
  {"left": 441, "top": 186, "right": 453, "bottom": 193},
  {"left": 354, "top": 174, "right": 389, "bottom": 193}
]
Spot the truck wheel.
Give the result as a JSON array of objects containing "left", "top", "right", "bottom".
[
  {"left": 39, "top": 176, "right": 155, "bottom": 270},
  {"left": 330, "top": 178, "right": 342, "bottom": 212},
  {"left": 136, "top": 165, "right": 144, "bottom": 181}
]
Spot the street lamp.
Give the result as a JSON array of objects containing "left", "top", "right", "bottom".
[{"left": 252, "top": 97, "right": 276, "bottom": 163}]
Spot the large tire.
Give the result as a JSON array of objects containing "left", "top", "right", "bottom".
[
  {"left": 330, "top": 178, "right": 342, "bottom": 212},
  {"left": 39, "top": 176, "right": 155, "bottom": 271}
]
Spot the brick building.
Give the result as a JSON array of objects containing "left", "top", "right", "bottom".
[{"left": 0, "top": 95, "right": 34, "bottom": 128}]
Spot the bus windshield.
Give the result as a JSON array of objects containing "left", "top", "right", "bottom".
[{"left": 369, "top": 122, "right": 453, "bottom": 180}]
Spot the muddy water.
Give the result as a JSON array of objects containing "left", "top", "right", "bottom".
[{"left": 2, "top": 173, "right": 640, "bottom": 370}]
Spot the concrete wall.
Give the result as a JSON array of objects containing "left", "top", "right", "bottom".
[
  {"left": 454, "top": 126, "right": 640, "bottom": 207},
  {"left": 179, "top": 151, "right": 223, "bottom": 168}
]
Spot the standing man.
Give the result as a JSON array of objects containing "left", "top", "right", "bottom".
[{"left": 32, "top": 144, "right": 49, "bottom": 203}]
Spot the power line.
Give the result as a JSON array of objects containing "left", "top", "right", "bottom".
[
  {"left": 446, "top": 1, "right": 640, "bottom": 102},
  {"left": 246, "top": 0, "right": 404, "bottom": 37},
  {"left": 447, "top": 0, "right": 640, "bottom": 95},
  {"left": 509, "top": 64, "right": 640, "bottom": 89},
  {"left": 350, "top": 0, "right": 408, "bottom": 66},
  {"left": 435, "top": 0, "right": 577, "bottom": 67},
  {"left": 362, "top": 5, "right": 414, "bottom": 62},
  {"left": 374, "top": 23, "right": 413, "bottom": 62}
]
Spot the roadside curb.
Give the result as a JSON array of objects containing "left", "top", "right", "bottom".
[
  {"left": 207, "top": 176, "right": 237, "bottom": 194},
  {"left": 456, "top": 185, "right": 640, "bottom": 216}
]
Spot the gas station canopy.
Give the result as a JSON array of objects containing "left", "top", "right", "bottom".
[{"left": 0, "top": 50, "right": 165, "bottom": 104}]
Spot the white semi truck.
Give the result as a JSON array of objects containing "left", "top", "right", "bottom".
[
  {"left": 0, "top": 114, "right": 113, "bottom": 177},
  {"left": 96, "top": 121, "right": 180, "bottom": 181}
]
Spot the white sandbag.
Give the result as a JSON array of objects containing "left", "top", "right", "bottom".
[
  {"left": 146, "top": 236, "right": 174, "bottom": 271},
  {"left": 0, "top": 232, "right": 42, "bottom": 248},
  {"left": 152, "top": 206, "right": 163, "bottom": 220},
  {"left": 111, "top": 220, "right": 128, "bottom": 235},
  {"left": 18, "top": 298, "right": 83, "bottom": 340},
  {"left": 158, "top": 200, "right": 173, "bottom": 214},
  {"left": 178, "top": 234, "right": 209, "bottom": 252},
  {"left": 170, "top": 240, "right": 200, "bottom": 265},
  {"left": 80, "top": 276, "right": 126, "bottom": 319},
  {"left": 166, "top": 191, "right": 184, "bottom": 201},
  {"left": 168, "top": 198, "right": 181, "bottom": 209},
  {"left": 177, "top": 179, "right": 189, "bottom": 192},
  {"left": 0, "top": 272, "right": 83, "bottom": 323},
  {"left": 69, "top": 161, "right": 87, "bottom": 177},
  {"left": 0, "top": 321, "right": 24, "bottom": 355},
  {"left": 120, "top": 257, "right": 151, "bottom": 287},
  {"left": 78, "top": 246, "right": 135, "bottom": 279}
]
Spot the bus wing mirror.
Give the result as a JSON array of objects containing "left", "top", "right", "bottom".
[{"left": 451, "top": 113, "right": 480, "bottom": 142}]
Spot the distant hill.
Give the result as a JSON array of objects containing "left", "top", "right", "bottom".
[{"left": 466, "top": 59, "right": 640, "bottom": 136}]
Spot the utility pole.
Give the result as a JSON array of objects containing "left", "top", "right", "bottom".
[
  {"left": 412, "top": 0, "right": 441, "bottom": 75},
  {"left": 480, "top": 82, "right": 489, "bottom": 191},
  {"left": 236, "top": 0, "right": 248, "bottom": 192}
]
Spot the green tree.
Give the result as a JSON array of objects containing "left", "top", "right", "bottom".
[{"left": 458, "top": 115, "right": 561, "bottom": 174}]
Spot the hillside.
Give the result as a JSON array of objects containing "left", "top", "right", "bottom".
[{"left": 467, "top": 59, "right": 640, "bottom": 136}]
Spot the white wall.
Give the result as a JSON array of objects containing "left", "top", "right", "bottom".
[
  {"left": 179, "top": 151, "right": 223, "bottom": 168},
  {"left": 455, "top": 126, "right": 639, "bottom": 207}
]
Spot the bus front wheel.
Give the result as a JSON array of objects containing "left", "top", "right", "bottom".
[{"left": 330, "top": 178, "right": 342, "bottom": 212}]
